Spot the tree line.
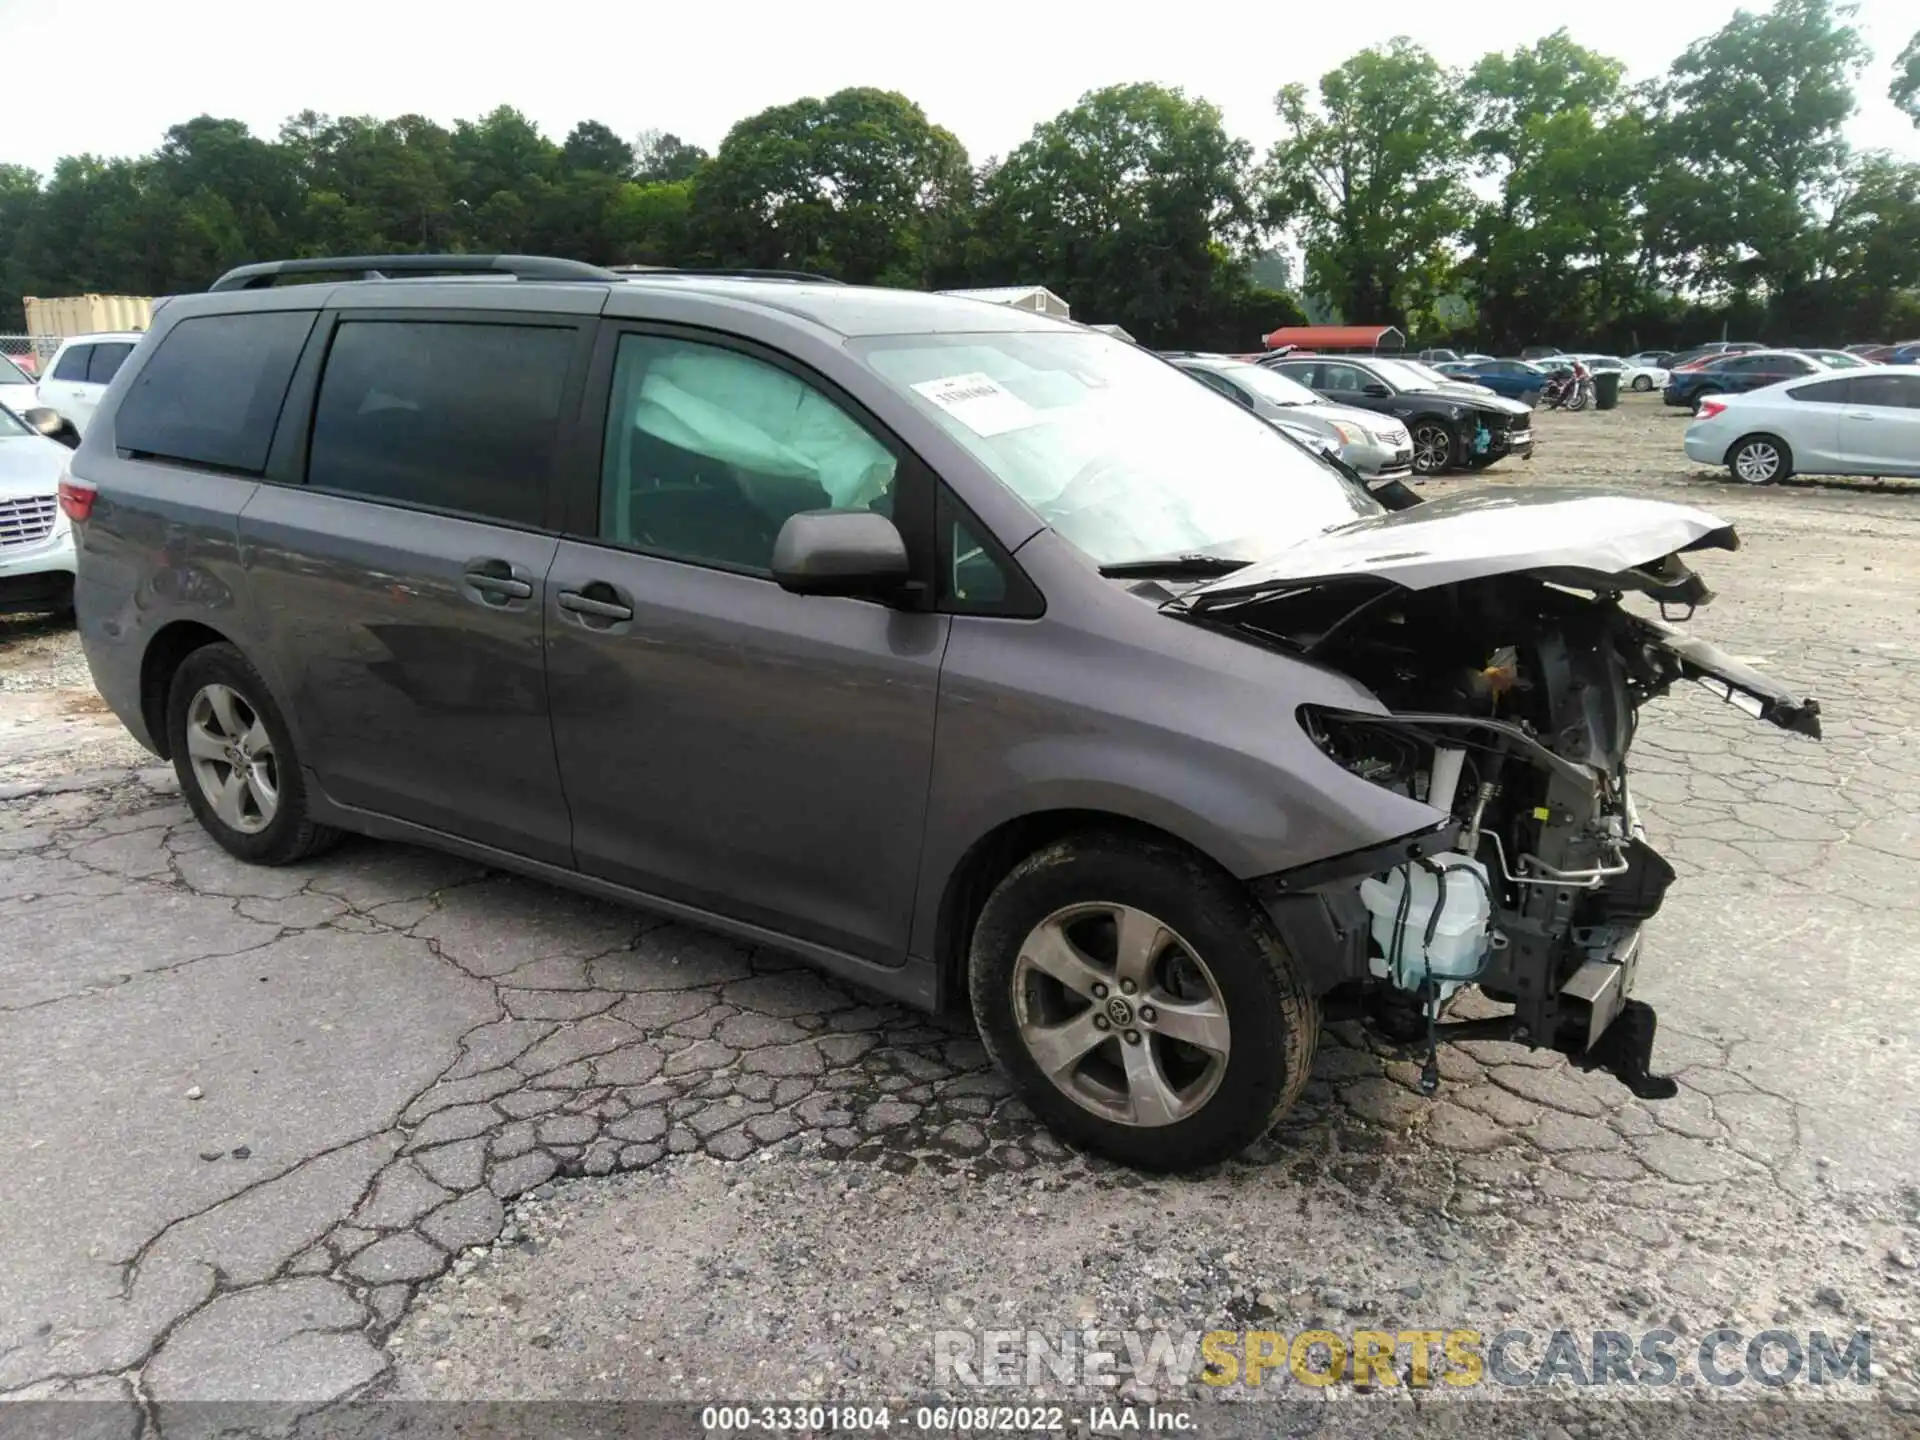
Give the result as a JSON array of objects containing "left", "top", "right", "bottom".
[{"left": 2, "top": 0, "right": 1916, "bottom": 352}]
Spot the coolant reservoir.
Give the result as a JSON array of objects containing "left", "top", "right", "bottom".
[{"left": 1359, "top": 853, "right": 1494, "bottom": 995}]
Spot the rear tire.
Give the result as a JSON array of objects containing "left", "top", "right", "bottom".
[
  {"left": 1631, "top": 375, "right": 1653, "bottom": 392},
  {"left": 1727, "top": 434, "right": 1791, "bottom": 486},
  {"left": 167, "top": 643, "right": 340, "bottom": 865},
  {"left": 968, "top": 831, "right": 1319, "bottom": 1172}
]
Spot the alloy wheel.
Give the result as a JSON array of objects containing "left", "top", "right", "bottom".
[
  {"left": 1010, "top": 902, "right": 1230, "bottom": 1128},
  {"left": 1410, "top": 423, "right": 1453, "bottom": 475},
  {"left": 1732, "top": 440, "right": 1782, "bottom": 485},
  {"left": 184, "top": 683, "right": 279, "bottom": 834},
  {"left": 1632, "top": 375, "right": 1653, "bottom": 391}
]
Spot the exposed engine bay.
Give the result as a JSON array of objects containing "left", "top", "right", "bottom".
[{"left": 1172, "top": 539, "right": 1822, "bottom": 1102}]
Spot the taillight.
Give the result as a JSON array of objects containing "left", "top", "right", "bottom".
[
  {"left": 58, "top": 479, "right": 95, "bottom": 522},
  {"left": 1697, "top": 399, "right": 1728, "bottom": 421}
]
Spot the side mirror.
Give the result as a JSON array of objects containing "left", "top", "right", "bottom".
[
  {"left": 1362, "top": 383, "right": 1391, "bottom": 398},
  {"left": 22, "top": 407, "right": 79, "bottom": 449},
  {"left": 772, "top": 510, "right": 910, "bottom": 599}
]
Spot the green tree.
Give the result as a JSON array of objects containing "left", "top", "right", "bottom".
[
  {"left": 562, "top": 121, "right": 635, "bottom": 178},
  {"left": 1821, "top": 152, "right": 1920, "bottom": 333},
  {"left": 450, "top": 106, "right": 561, "bottom": 251},
  {"left": 1894, "top": 32, "right": 1920, "bottom": 125},
  {"left": 279, "top": 112, "right": 463, "bottom": 254},
  {"left": 1263, "top": 40, "right": 1472, "bottom": 330},
  {"left": 1461, "top": 32, "right": 1649, "bottom": 347},
  {"left": 1648, "top": 0, "right": 1869, "bottom": 301},
  {"left": 690, "top": 88, "right": 969, "bottom": 283},
  {"left": 608, "top": 179, "right": 695, "bottom": 266},
  {"left": 633, "top": 130, "right": 708, "bottom": 184},
  {"left": 0, "top": 165, "right": 43, "bottom": 325},
  {"left": 973, "top": 83, "right": 1264, "bottom": 345}
]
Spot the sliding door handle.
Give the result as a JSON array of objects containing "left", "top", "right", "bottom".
[{"left": 557, "top": 587, "right": 634, "bottom": 622}]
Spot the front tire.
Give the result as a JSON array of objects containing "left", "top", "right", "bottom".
[
  {"left": 1409, "top": 420, "right": 1455, "bottom": 475},
  {"left": 968, "top": 831, "right": 1319, "bottom": 1172},
  {"left": 1631, "top": 375, "right": 1654, "bottom": 392},
  {"left": 1728, "top": 434, "right": 1791, "bottom": 486},
  {"left": 167, "top": 643, "right": 339, "bottom": 865}
]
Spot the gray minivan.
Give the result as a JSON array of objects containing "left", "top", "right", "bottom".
[{"left": 65, "top": 255, "right": 1820, "bottom": 1170}]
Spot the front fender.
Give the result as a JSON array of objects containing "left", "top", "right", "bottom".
[{"left": 909, "top": 590, "right": 1447, "bottom": 962}]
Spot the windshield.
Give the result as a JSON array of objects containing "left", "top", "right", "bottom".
[
  {"left": 1215, "top": 362, "right": 1322, "bottom": 408},
  {"left": 1366, "top": 358, "right": 1441, "bottom": 390},
  {"left": 0, "top": 355, "right": 33, "bottom": 386},
  {"left": 0, "top": 404, "right": 28, "bottom": 438},
  {"left": 857, "top": 330, "right": 1380, "bottom": 567}
]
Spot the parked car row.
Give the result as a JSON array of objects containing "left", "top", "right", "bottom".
[{"left": 1258, "top": 353, "right": 1534, "bottom": 475}]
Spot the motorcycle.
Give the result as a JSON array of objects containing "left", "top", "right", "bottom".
[{"left": 1540, "top": 359, "right": 1593, "bottom": 411}]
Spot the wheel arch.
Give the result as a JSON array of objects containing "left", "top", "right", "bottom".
[
  {"left": 1726, "top": 430, "right": 1793, "bottom": 483},
  {"left": 139, "top": 619, "right": 244, "bottom": 761},
  {"left": 930, "top": 808, "right": 1235, "bottom": 1011}
]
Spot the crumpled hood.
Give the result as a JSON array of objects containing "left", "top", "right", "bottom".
[
  {"left": 1175, "top": 489, "right": 1737, "bottom": 603},
  {"left": 1421, "top": 386, "right": 1532, "bottom": 417}
]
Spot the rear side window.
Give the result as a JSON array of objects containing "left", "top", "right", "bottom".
[
  {"left": 87, "top": 342, "right": 134, "bottom": 384},
  {"left": 1789, "top": 378, "right": 1852, "bottom": 404},
  {"left": 114, "top": 312, "right": 315, "bottom": 474},
  {"left": 52, "top": 345, "right": 91, "bottom": 381},
  {"left": 306, "top": 320, "right": 572, "bottom": 527}
]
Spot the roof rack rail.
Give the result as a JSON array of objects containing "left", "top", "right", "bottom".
[
  {"left": 208, "top": 254, "right": 625, "bottom": 292},
  {"left": 607, "top": 265, "right": 845, "bottom": 285}
]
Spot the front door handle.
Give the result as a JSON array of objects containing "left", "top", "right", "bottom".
[
  {"left": 1845, "top": 411, "right": 1874, "bottom": 421},
  {"left": 463, "top": 558, "right": 534, "bottom": 604},
  {"left": 557, "top": 585, "right": 634, "bottom": 623}
]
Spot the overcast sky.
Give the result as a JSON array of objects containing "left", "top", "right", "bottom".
[{"left": 6, "top": 0, "right": 1916, "bottom": 174}]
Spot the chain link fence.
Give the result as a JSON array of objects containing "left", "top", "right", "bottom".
[{"left": 0, "top": 334, "right": 58, "bottom": 377}]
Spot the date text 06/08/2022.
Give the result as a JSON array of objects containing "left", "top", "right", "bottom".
[{"left": 700, "top": 1403, "right": 1195, "bottom": 1432}]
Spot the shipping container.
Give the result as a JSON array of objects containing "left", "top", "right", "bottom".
[{"left": 23, "top": 293, "right": 155, "bottom": 339}]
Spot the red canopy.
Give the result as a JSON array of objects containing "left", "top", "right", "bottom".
[{"left": 1262, "top": 325, "right": 1405, "bottom": 353}]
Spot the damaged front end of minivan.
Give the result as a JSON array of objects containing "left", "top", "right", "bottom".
[{"left": 1169, "top": 492, "right": 1821, "bottom": 1103}]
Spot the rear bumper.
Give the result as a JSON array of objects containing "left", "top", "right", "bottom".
[{"left": 1682, "top": 430, "right": 1726, "bottom": 465}]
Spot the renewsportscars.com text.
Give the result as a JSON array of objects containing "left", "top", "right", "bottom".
[{"left": 933, "top": 1327, "right": 1874, "bottom": 1390}]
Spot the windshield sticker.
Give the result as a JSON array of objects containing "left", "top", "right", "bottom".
[{"left": 911, "top": 372, "right": 1040, "bottom": 437}]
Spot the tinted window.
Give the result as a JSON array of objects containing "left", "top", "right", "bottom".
[
  {"left": 1789, "top": 378, "right": 1853, "bottom": 404},
  {"left": 307, "top": 320, "right": 571, "bottom": 526},
  {"left": 1319, "top": 363, "right": 1372, "bottom": 391},
  {"left": 1850, "top": 374, "right": 1920, "bottom": 409},
  {"left": 598, "top": 334, "right": 897, "bottom": 572},
  {"left": 52, "top": 345, "right": 91, "bottom": 381},
  {"left": 87, "top": 342, "right": 134, "bottom": 384},
  {"left": 115, "top": 312, "right": 314, "bottom": 474}
]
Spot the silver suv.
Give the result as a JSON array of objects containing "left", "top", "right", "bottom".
[{"left": 67, "top": 255, "right": 1821, "bottom": 1170}]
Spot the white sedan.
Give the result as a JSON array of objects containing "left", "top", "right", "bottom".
[
  {"left": 1572, "top": 353, "right": 1668, "bottom": 392},
  {"left": 1683, "top": 365, "right": 1920, "bottom": 483}
]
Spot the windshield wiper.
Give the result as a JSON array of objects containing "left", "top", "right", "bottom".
[{"left": 1099, "top": 553, "right": 1252, "bottom": 580}]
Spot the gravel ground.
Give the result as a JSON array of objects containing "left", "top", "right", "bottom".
[{"left": 2, "top": 395, "right": 1916, "bottom": 1436}]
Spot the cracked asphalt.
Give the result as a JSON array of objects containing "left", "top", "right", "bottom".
[{"left": 1, "top": 398, "right": 1916, "bottom": 1434}]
